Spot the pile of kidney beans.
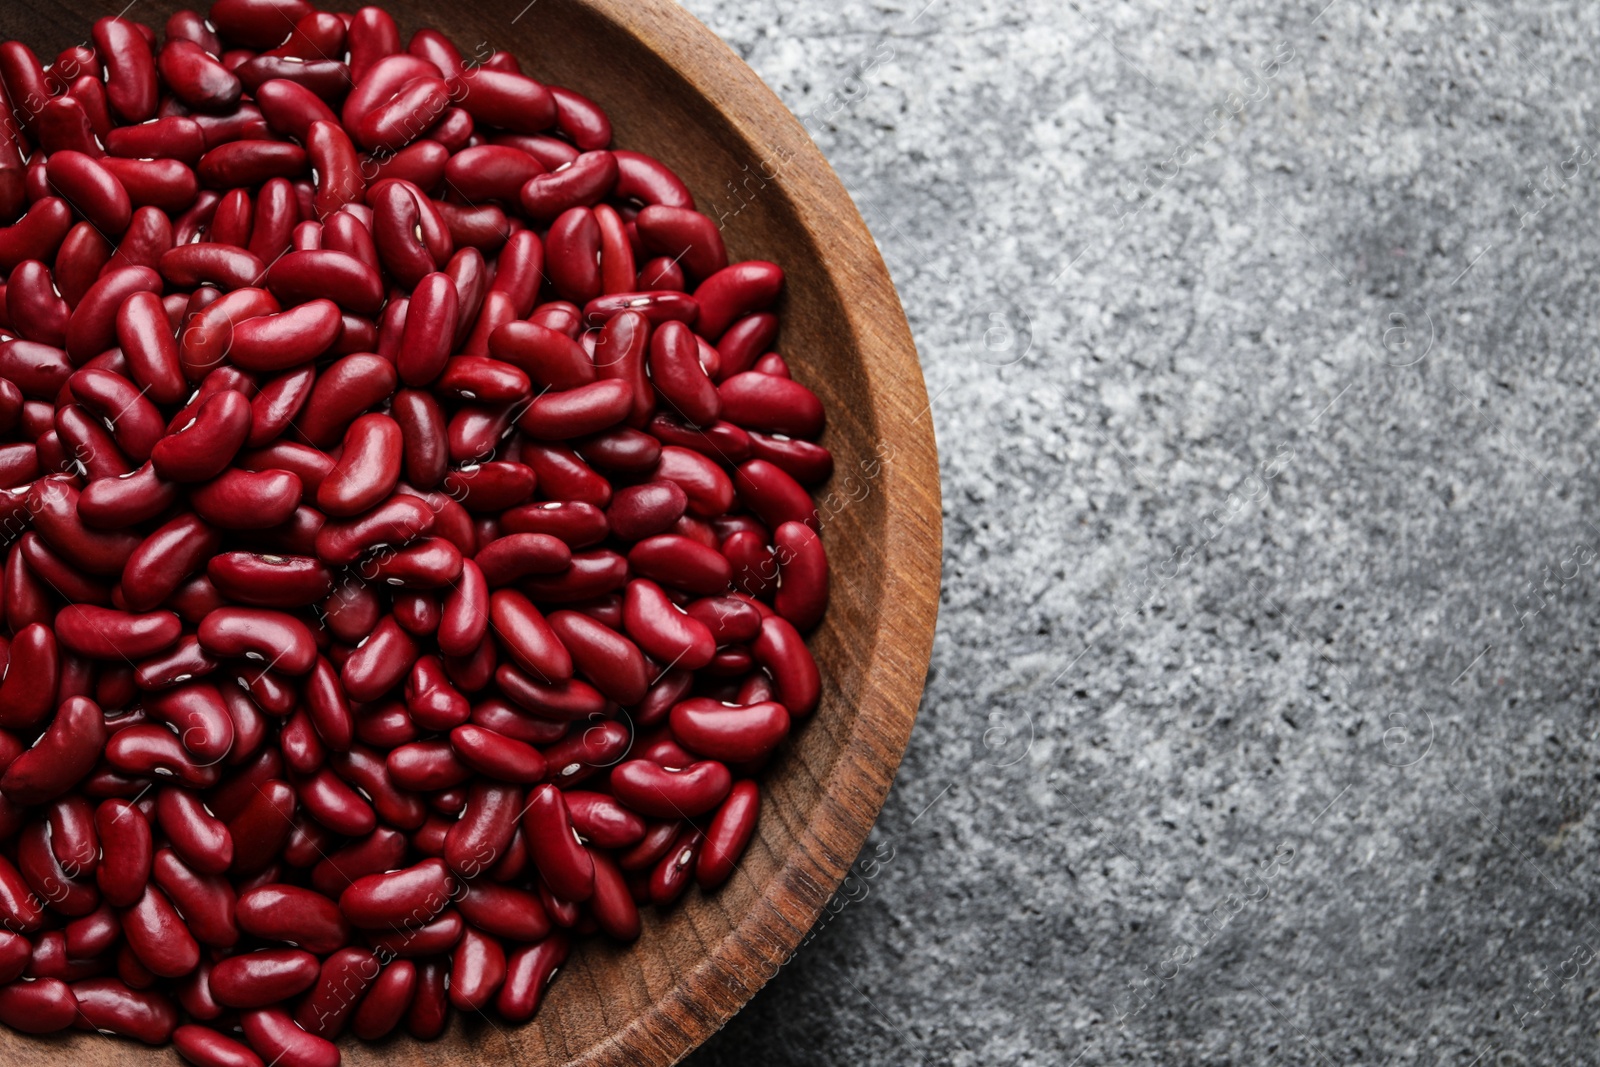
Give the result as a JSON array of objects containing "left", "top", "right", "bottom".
[{"left": 0, "top": 2, "right": 833, "bottom": 1063}]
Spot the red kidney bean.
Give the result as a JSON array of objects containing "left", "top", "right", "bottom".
[
  {"left": 544, "top": 206, "right": 601, "bottom": 304},
  {"left": 436, "top": 355, "right": 531, "bottom": 404},
  {"left": 517, "top": 378, "right": 632, "bottom": 441},
  {"left": 107, "top": 723, "right": 223, "bottom": 788},
  {"left": 264, "top": 249, "right": 383, "bottom": 315},
  {"left": 612, "top": 149, "right": 694, "bottom": 209},
  {"left": 670, "top": 697, "right": 791, "bottom": 763},
  {"left": 491, "top": 665, "right": 604, "bottom": 728},
  {"left": 495, "top": 934, "right": 567, "bottom": 1023},
  {"left": 145, "top": 682, "right": 236, "bottom": 763},
  {"left": 733, "top": 457, "right": 816, "bottom": 531},
  {"left": 449, "top": 723, "right": 546, "bottom": 783},
  {"left": 442, "top": 779, "right": 521, "bottom": 877},
  {"left": 289, "top": 356, "right": 392, "bottom": 449},
  {"left": 575, "top": 427, "right": 662, "bottom": 476},
  {"left": 211, "top": 949, "right": 320, "bottom": 1008},
  {"left": 194, "top": 471, "right": 304, "bottom": 533},
  {"left": 565, "top": 791, "right": 647, "bottom": 851},
  {"left": 691, "top": 260, "right": 785, "bottom": 340},
  {"left": 240, "top": 1007, "right": 339, "bottom": 1067},
  {"left": 619, "top": 820, "right": 680, "bottom": 876},
  {"left": 113, "top": 290, "right": 185, "bottom": 405},
  {"left": 624, "top": 579, "right": 716, "bottom": 670},
  {"left": 67, "top": 266, "right": 164, "bottom": 366},
  {"left": 292, "top": 945, "right": 376, "bottom": 1038},
  {"left": 392, "top": 387, "right": 449, "bottom": 488},
  {"left": 584, "top": 289, "right": 700, "bottom": 330},
  {"left": 149, "top": 851, "right": 233, "bottom": 953},
  {"left": 236, "top": 883, "right": 350, "bottom": 954},
  {"left": 746, "top": 430, "right": 834, "bottom": 487},
  {"left": 48, "top": 151, "right": 133, "bottom": 237},
  {"left": 123, "top": 882, "right": 202, "bottom": 978},
  {"left": 448, "top": 924, "right": 506, "bottom": 1010},
  {"left": 136, "top": 634, "right": 220, "bottom": 690},
  {"left": 315, "top": 495, "right": 433, "bottom": 566},
  {"left": 0, "top": 199, "right": 75, "bottom": 273},
  {"left": 601, "top": 483, "right": 681, "bottom": 547},
  {"left": 9, "top": 260, "right": 69, "bottom": 345},
  {"left": 521, "top": 783, "right": 594, "bottom": 902},
  {"left": 340, "top": 614, "right": 418, "bottom": 701},
  {"left": 150, "top": 389, "right": 250, "bottom": 483},
  {"left": 602, "top": 847, "right": 658, "bottom": 929},
  {"left": 246, "top": 364, "right": 315, "bottom": 444},
  {"left": 629, "top": 533, "right": 732, "bottom": 596},
  {"left": 500, "top": 499, "right": 608, "bottom": 549},
  {"left": 338, "top": 856, "right": 453, "bottom": 931},
  {"left": 0, "top": 623, "right": 58, "bottom": 730},
  {"left": 94, "top": 17, "right": 159, "bottom": 123},
  {"left": 489, "top": 589, "right": 572, "bottom": 683},
  {"left": 173, "top": 1024, "right": 265, "bottom": 1067},
  {"left": 156, "top": 785, "right": 233, "bottom": 874},
  {"left": 120, "top": 514, "right": 219, "bottom": 612},
  {"left": 0, "top": 976, "right": 78, "bottom": 1033},
  {"left": 316, "top": 412, "right": 400, "bottom": 517},
  {"left": 349, "top": 958, "right": 414, "bottom": 1041},
  {"left": 648, "top": 445, "right": 731, "bottom": 519},
  {"left": 637, "top": 255, "right": 686, "bottom": 291},
  {"left": 444, "top": 145, "right": 544, "bottom": 203},
  {"left": 95, "top": 798, "right": 153, "bottom": 908},
  {"left": 490, "top": 321, "right": 596, "bottom": 390},
  {"left": 156, "top": 34, "right": 240, "bottom": 110},
  {"left": 473, "top": 532, "right": 571, "bottom": 588},
  {"left": 610, "top": 758, "right": 732, "bottom": 819},
  {"left": 220, "top": 302, "right": 339, "bottom": 374},
  {"left": 636, "top": 205, "right": 727, "bottom": 281},
  {"left": 0, "top": 694, "right": 103, "bottom": 804},
  {"left": 719, "top": 370, "right": 824, "bottom": 439},
  {"left": 772, "top": 520, "right": 829, "bottom": 631},
  {"left": 198, "top": 607, "right": 317, "bottom": 675}
]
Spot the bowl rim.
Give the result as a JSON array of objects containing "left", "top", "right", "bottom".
[{"left": 565, "top": 2, "right": 942, "bottom": 1064}]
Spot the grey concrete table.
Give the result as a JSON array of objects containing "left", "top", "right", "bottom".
[{"left": 681, "top": 1, "right": 1600, "bottom": 1064}]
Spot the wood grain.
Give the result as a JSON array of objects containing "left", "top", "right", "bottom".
[{"left": 0, "top": 1, "right": 941, "bottom": 1063}]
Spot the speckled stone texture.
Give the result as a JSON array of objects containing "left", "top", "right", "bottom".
[{"left": 679, "top": 1, "right": 1600, "bottom": 1064}]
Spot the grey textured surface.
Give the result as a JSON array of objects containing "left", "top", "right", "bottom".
[{"left": 678, "top": 1, "right": 1600, "bottom": 1064}]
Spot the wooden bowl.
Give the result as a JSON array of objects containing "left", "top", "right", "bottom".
[{"left": 0, "top": 0, "right": 941, "bottom": 1063}]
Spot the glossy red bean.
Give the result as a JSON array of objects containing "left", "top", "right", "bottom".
[
  {"left": 241, "top": 1007, "right": 339, "bottom": 1067},
  {"left": 612, "top": 149, "right": 694, "bottom": 209},
  {"left": 123, "top": 882, "right": 202, "bottom": 977},
  {"left": 96, "top": 798, "right": 153, "bottom": 908},
  {"left": 566, "top": 791, "right": 647, "bottom": 850},
  {"left": 340, "top": 615, "right": 418, "bottom": 701},
  {"left": 211, "top": 949, "right": 320, "bottom": 1008},
  {"left": 0, "top": 623, "right": 58, "bottom": 729},
  {"left": 610, "top": 758, "right": 732, "bottom": 818},
  {"left": 496, "top": 934, "right": 567, "bottom": 1022},
  {"left": 0, "top": 976, "right": 77, "bottom": 1033},
  {"left": 522, "top": 784, "right": 594, "bottom": 902},
  {"left": 338, "top": 856, "right": 452, "bottom": 930},
  {"left": 264, "top": 250, "right": 384, "bottom": 315},
  {"left": 347, "top": 959, "right": 414, "bottom": 1041},
  {"left": 156, "top": 785, "right": 234, "bottom": 874},
  {"left": 293, "top": 946, "right": 377, "bottom": 1038},
  {"left": 236, "top": 884, "right": 350, "bottom": 954},
  {"left": 173, "top": 1024, "right": 265, "bottom": 1067},
  {"left": 198, "top": 608, "right": 317, "bottom": 676},
  {"left": 150, "top": 389, "right": 250, "bottom": 482},
  {"left": 48, "top": 150, "right": 133, "bottom": 236}
]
